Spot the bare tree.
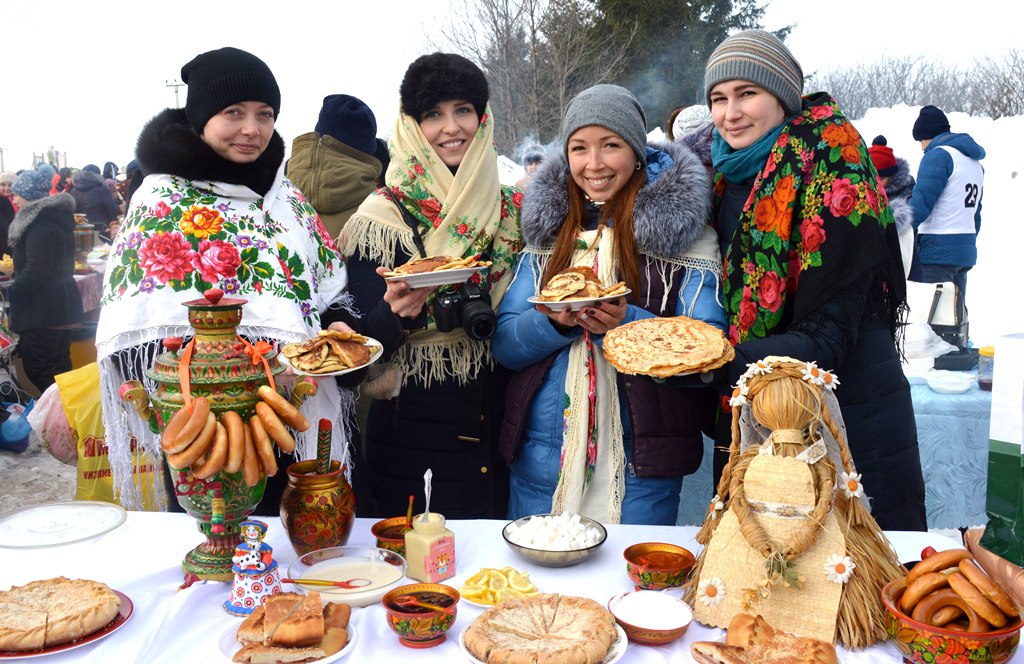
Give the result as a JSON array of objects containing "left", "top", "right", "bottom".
[
  {"left": 809, "top": 55, "right": 1024, "bottom": 120},
  {"left": 433, "top": 0, "right": 636, "bottom": 155}
]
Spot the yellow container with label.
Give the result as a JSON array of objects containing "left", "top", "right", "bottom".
[{"left": 404, "top": 512, "right": 456, "bottom": 582}]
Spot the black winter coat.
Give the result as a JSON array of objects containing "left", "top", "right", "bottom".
[
  {"left": 70, "top": 170, "right": 120, "bottom": 231},
  {"left": 346, "top": 249, "right": 511, "bottom": 520},
  {"left": 8, "top": 194, "right": 84, "bottom": 333}
]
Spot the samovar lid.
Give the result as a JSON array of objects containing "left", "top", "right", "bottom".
[{"left": 182, "top": 287, "right": 247, "bottom": 309}]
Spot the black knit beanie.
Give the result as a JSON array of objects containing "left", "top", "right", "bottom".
[
  {"left": 314, "top": 94, "right": 377, "bottom": 156},
  {"left": 181, "top": 47, "right": 281, "bottom": 134},
  {"left": 912, "top": 105, "right": 950, "bottom": 141},
  {"left": 399, "top": 53, "right": 489, "bottom": 122}
]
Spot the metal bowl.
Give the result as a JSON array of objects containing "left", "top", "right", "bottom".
[
  {"left": 286, "top": 545, "right": 407, "bottom": 607},
  {"left": 501, "top": 514, "right": 607, "bottom": 567}
]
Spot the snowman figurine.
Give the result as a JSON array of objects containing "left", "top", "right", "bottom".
[{"left": 225, "top": 519, "right": 283, "bottom": 615}]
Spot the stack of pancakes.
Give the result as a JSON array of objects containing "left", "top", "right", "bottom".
[
  {"left": 383, "top": 255, "right": 491, "bottom": 277},
  {"left": 280, "top": 330, "right": 372, "bottom": 374},
  {"left": 603, "top": 316, "right": 734, "bottom": 377},
  {"left": 536, "top": 267, "right": 627, "bottom": 302}
]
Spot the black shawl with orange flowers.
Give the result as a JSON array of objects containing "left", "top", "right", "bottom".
[{"left": 714, "top": 92, "right": 905, "bottom": 345}]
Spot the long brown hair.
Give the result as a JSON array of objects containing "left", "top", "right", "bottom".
[{"left": 541, "top": 165, "right": 646, "bottom": 303}]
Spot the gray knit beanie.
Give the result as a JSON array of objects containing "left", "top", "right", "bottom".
[
  {"left": 704, "top": 29, "right": 804, "bottom": 117},
  {"left": 562, "top": 84, "right": 648, "bottom": 161}
]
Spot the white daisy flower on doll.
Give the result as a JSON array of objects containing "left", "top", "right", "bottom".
[
  {"left": 839, "top": 470, "right": 864, "bottom": 499},
  {"left": 820, "top": 369, "right": 840, "bottom": 390},
  {"left": 728, "top": 383, "right": 749, "bottom": 408},
  {"left": 697, "top": 577, "right": 726, "bottom": 606},
  {"left": 801, "top": 361, "right": 827, "bottom": 385},
  {"left": 824, "top": 554, "right": 856, "bottom": 584}
]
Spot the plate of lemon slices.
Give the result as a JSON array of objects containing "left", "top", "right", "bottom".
[{"left": 457, "top": 566, "right": 541, "bottom": 607}]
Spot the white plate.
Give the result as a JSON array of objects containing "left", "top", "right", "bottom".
[
  {"left": 527, "top": 289, "right": 632, "bottom": 312},
  {"left": 0, "top": 501, "right": 126, "bottom": 549},
  {"left": 459, "top": 623, "right": 626, "bottom": 663},
  {"left": 924, "top": 369, "right": 974, "bottom": 394},
  {"left": 218, "top": 622, "right": 357, "bottom": 663},
  {"left": 278, "top": 339, "right": 383, "bottom": 377},
  {"left": 0, "top": 590, "right": 133, "bottom": 659},
  {"left": 384, "top": 265, "right": 489, "bottom": 289}
]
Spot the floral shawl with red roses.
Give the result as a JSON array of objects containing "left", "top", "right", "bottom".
[
  {"left": 95, "top": 165, "right": 351, "bottom": 509},
  {"left": 716, "top": 92, "right": 905, "bottom": 345},
  {"left": 339, "top": 104, "right": 522, "bottom": 387}
]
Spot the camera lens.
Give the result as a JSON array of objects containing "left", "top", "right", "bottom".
[{"left": 461, "top": 300, "right": 497, "bottom": 340}]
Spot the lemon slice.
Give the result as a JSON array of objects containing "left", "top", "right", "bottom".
[
  {"left": 496, "top": 587, "right": 526, "bottom": 602},
  {"left": 464, "top": 568, "right": 492, "bottom": 586},
  {"left": 507, "top": 570, "right": 535, "bottom": 593},
  {"left": 488, "top": 573, "right": 509, "bottom": 591}
]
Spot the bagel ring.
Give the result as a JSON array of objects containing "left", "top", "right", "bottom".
[
  {"left": 905, "top": 548, "right": 972, "bottom": 586},
  {"left": 948, "top": 570, "right": 1008, "bottom": 628},
  {"left": 900, "top": 571, "right": 952, "bottom": 613},
  {"left": 911, "top": 588, "right": 991, "bottom": 632},
  {"left": 959, "top": 558, "right": 1020, "bottom": 618}
]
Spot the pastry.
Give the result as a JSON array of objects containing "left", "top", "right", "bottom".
[
  {"left": 0, "top": 577, "right": 121, "bottom": 651},
  {"left": 463, "top": 593, "right": 617, "bottom": 664},
  {"left": 690, "top": 613, "right": 837, "bottom": 664},
  {"left": 233, "top": 595, "right": 352, "bottom": 664},
  {"left": 536, "top": 267, "right": 626, "bottom": 302},
  {"left": 603, "top": 316, "right": 734, "bottom": 377}
]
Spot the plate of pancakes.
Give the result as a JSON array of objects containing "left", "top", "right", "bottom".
[
  {"left": 528, "top": 267, "right": 630, "bottom": 312},
  {"left": 383, "top": 255, "right": 491, "bottom": 289},
  {"left": 278, "top": 331, "right": 383, "bottom": 377}
]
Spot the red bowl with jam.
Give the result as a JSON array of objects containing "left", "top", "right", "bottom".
[{"left": 371, "top": 517, "right": 412, "bottom": 557}]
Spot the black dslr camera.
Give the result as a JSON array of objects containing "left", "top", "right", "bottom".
[{"left": 433, "top": 282, "right": 497, "bottom": 340}]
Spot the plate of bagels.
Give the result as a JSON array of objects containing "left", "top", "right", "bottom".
[
  {"left": 383, "top": 255, "right": 491, "bottom": 288},
  {"left": 527, "top": 267, "right": 630, "bottom": 312},
  {"left": 278, "top": 331, "right": 382, "bottom": 377}
]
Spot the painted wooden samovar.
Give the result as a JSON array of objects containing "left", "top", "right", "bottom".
[{"left": 120, "top": 288, "right": 316, "bottom": 586}]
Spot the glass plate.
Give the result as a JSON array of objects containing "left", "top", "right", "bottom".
[
  {"left": 527, "top": 289, "right": 632, "bottom": 312},
  {"left": 0, "top": 501, "right": 127, "bottom": 549},
  {"left": 218, "top": 622, "right": 357, "bottom": 663},
  {"left": 384, "top": 265, "right": 488, "bottom": 289},
  {"left": 0, "top": 589, "right": 133, "bottom": 659},
  {"left": 278, "top": 339, "right": 382, "bottom": 377}
]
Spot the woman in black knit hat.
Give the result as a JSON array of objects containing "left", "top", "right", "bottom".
[
  {"left": 96, "top": 46, "right": 360, "bottom": 514},
  {"left": 695, "top": 30, "right": 926, "bottom": 531},
  {"left": 339, "top": 53, "right": 523, "bottom": 519}
]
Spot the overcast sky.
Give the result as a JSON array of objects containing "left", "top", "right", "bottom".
[{"left": 0, "top": 0, "right": 1016, "bottom": 172}]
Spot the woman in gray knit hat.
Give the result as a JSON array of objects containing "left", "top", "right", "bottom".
[
  {"left": 492, "top": 84, "right": 724, "bottom": 525},
  {"left": 698, "top": 29, "right": 926, "bottom": 531}
]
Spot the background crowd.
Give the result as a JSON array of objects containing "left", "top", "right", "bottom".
[{"left": 3, "top": 30, "right": 987, "bottom": 533}]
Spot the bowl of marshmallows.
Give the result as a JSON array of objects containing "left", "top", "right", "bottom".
[{"left": 502, "top": 513, "right": 607, "bottom": 567}]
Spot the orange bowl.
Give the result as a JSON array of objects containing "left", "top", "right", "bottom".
[
  {"left": 382, "top": 583, "right": 459, "bottom": 649},
  {"left": 623, "top": 542, "right": 695, "bottom": 591},
  {"left": 881, "top": 577, "right": 1021, "bottom": 663},
  {"left": 371, "top": 517, "right": 411, "bottom": 556},
  {"left": 607, "top": 590, "right": 692, "bottom": 646}
]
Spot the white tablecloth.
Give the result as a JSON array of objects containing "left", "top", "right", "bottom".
[{"left": 3, "top": 514, "right": 1020, "bottom": 663}]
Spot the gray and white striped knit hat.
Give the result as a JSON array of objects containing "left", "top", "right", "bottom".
[{"left": 704, "top": 29, "right": 804, "bottom": 117}]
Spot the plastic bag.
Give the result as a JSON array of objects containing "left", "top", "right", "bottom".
[
  {"left": 0, "top": 400, "right": 34, "bottom": 453},
  {"left": 27, "top": 384, "right": 77, "bottom": 465}
]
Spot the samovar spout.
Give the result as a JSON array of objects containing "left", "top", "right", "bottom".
[
  {"left": 119, "top": 380, "right": 158, "bottom": 433},
  {"left": 290, "top": 377, "right": 319, "bottom": 407}
]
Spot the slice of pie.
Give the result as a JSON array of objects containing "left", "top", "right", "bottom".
[{"left": 689, "top": 613, "right": 838, "bottom": 664}]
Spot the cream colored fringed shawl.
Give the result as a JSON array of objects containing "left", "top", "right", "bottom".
[
  {"left": 95, "top": 167, "right": 355, "bottom": 509},
  {"left": 338, "top": 105, "right": 523, "bottom": 388}
]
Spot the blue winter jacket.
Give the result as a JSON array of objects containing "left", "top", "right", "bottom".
[
  {"left": 909, "top": 131, "right": 985, "bottom": 267},
  {"left": 492, "top": 142, "right": 725, "bottom": 523}
]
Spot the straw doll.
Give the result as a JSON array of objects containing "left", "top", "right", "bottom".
[{"left": 684, "top": 356, "right": 904, "bottom": 649}]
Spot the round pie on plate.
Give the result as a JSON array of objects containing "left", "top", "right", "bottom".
[
  {"left": 463, "top": 593, "right": 617, "bottom": 664},
  {"left": 0, "top": 577, "right": 121, "bottom": 652}
]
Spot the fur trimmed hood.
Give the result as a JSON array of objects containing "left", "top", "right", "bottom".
[
  {"left": 136, "top": 108, "right": 285, "bottom": 196},
  {"left": 71, "top": 169, "right": 106, "bottom": 192},
  {"left": 885, "top": 157, "right": 915, "bottom": 202},
  {"left": 8, "top": 192, "right": 75, "bottom": 246},
  {"left": 521, "top": 140, "right": 711, "bottom": 258}
]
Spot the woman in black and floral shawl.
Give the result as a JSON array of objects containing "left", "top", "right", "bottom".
[{"left": 702, "top": 30, "right": 926, "bottom": 531}]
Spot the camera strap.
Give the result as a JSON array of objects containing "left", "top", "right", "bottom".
[{"left": 381, "top": 188, "right": 428, "bottom": 258}]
